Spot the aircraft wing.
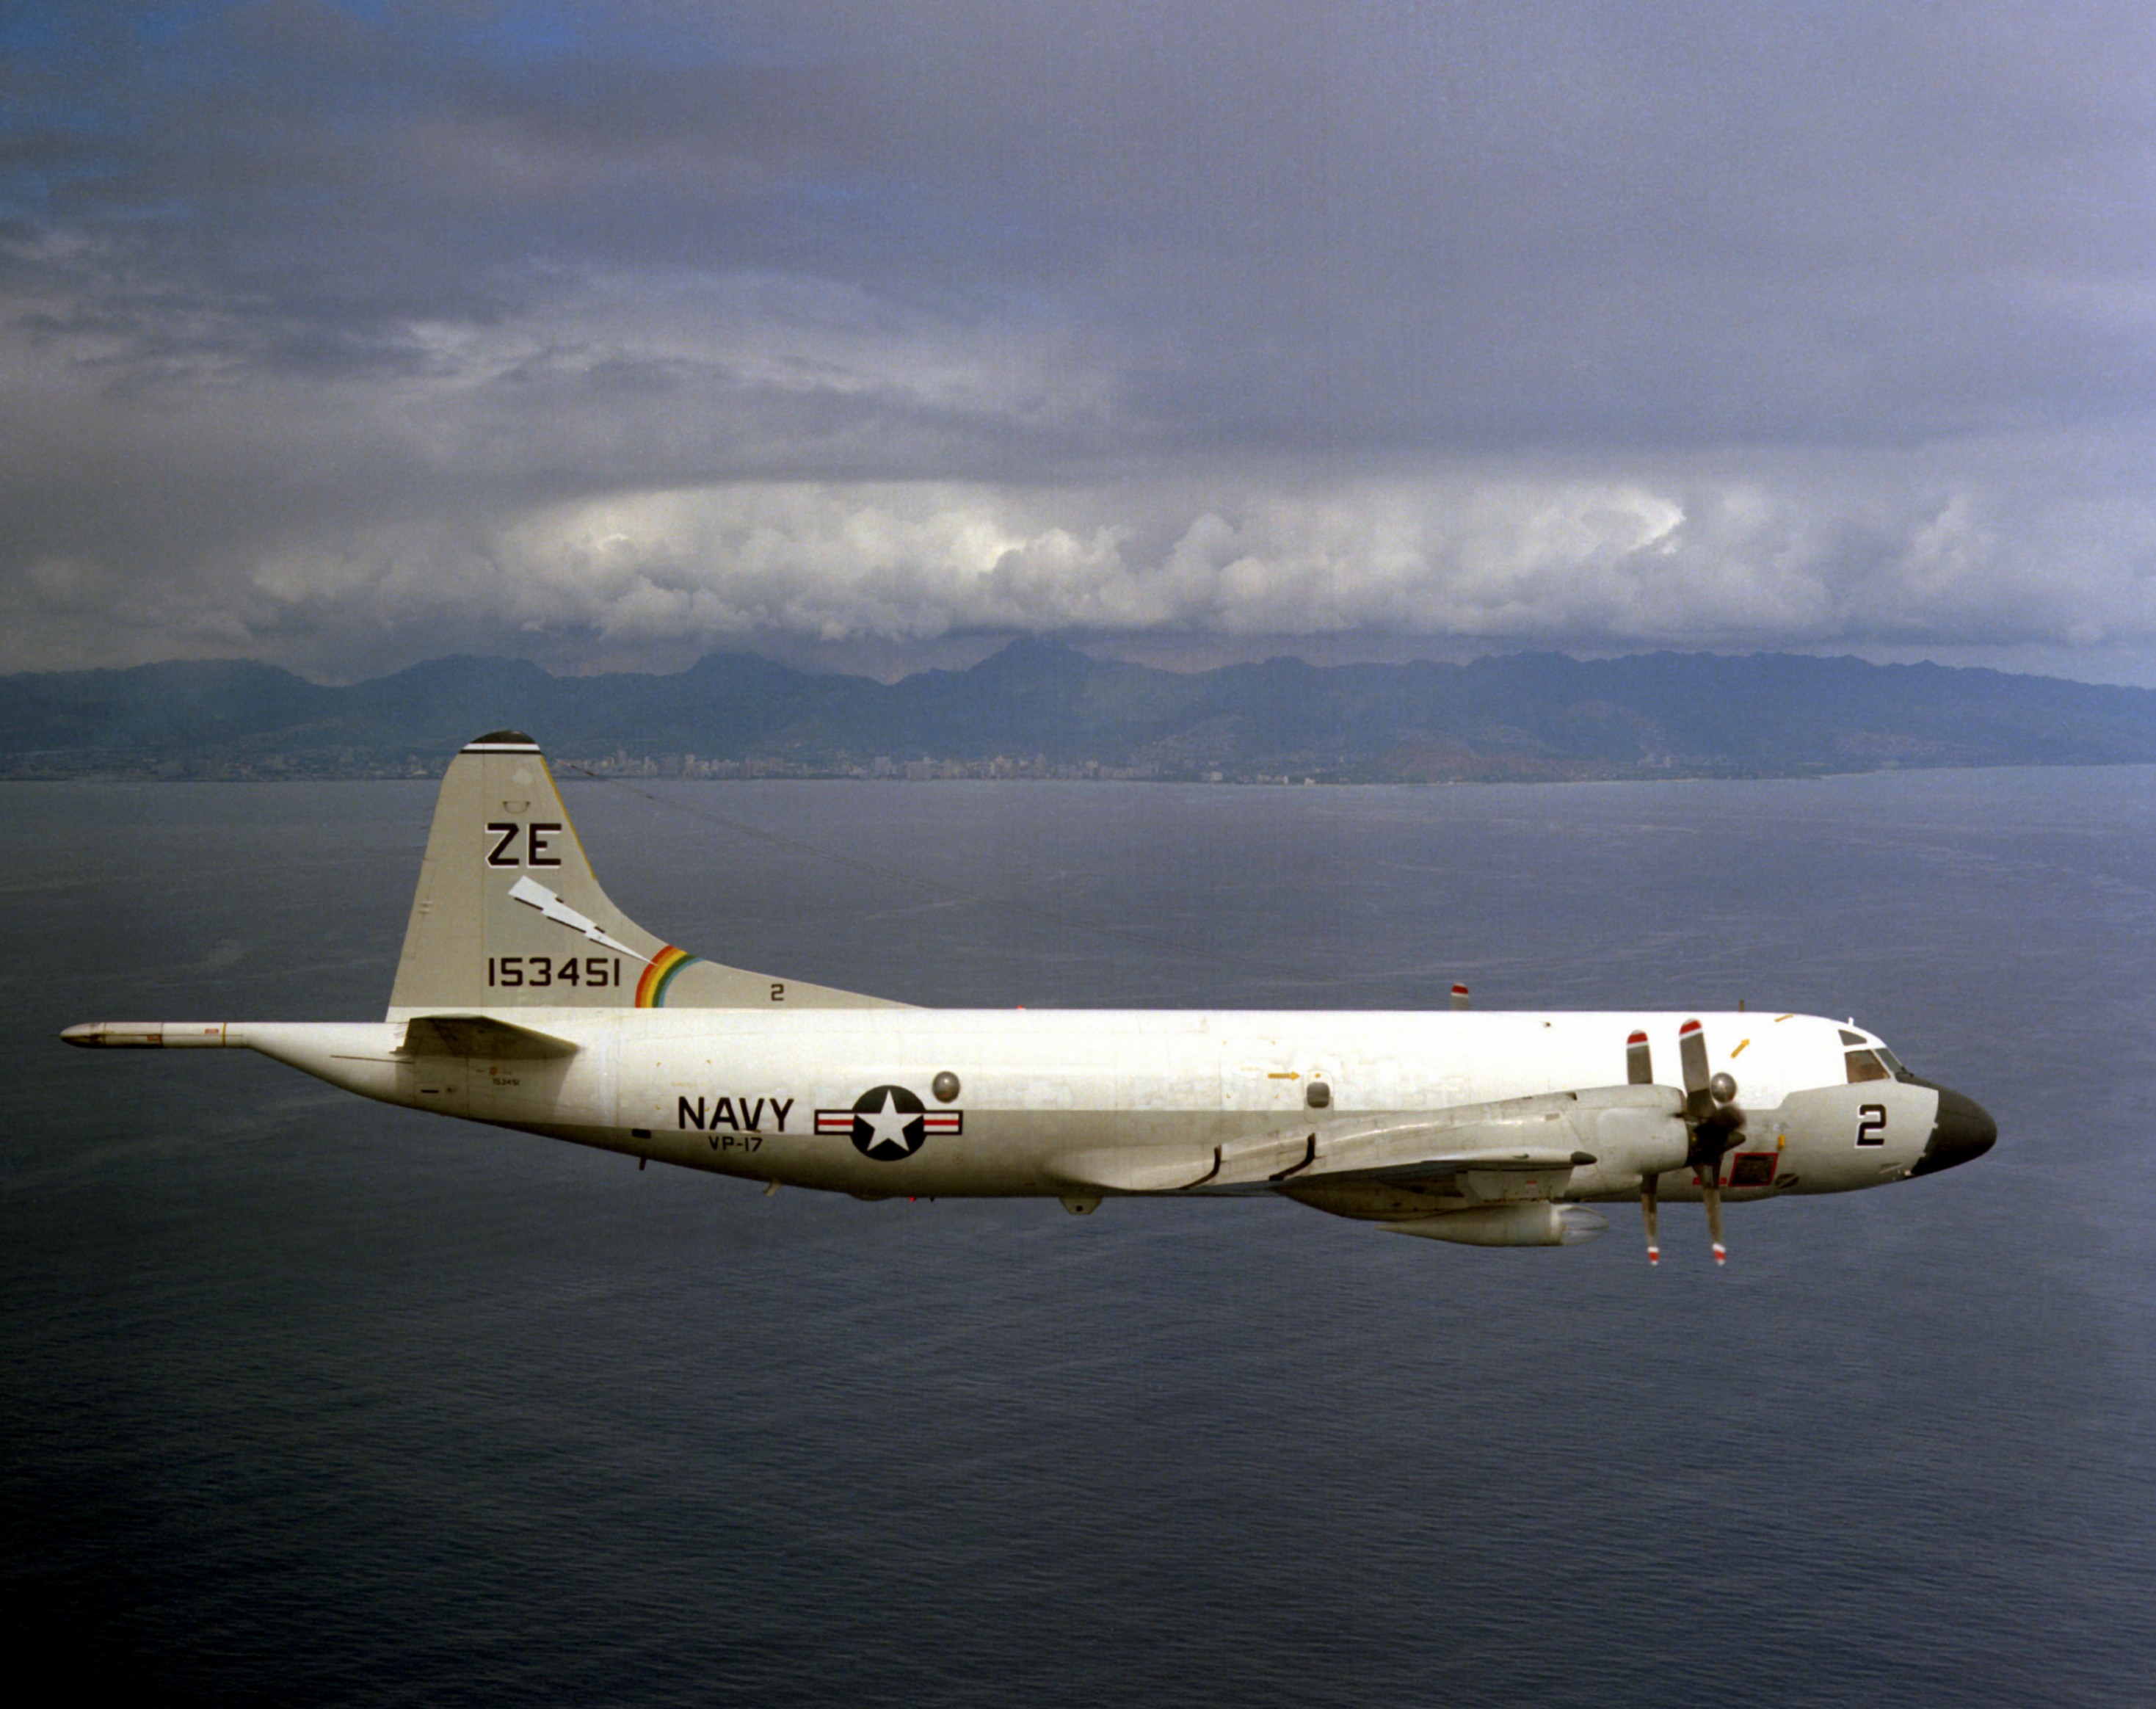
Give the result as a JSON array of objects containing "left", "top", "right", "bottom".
[{"left": 1048, "top": 1084, "right": 1686, "bottom": 1196}]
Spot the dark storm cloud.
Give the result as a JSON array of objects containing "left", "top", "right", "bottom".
[{"left": 2, "top": 1, "right": 2154, "bottom": 675}]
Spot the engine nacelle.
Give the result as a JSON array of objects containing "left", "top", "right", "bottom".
[
  {"left": 1564, "top": 1100, "right": 1691, "bottom": 1197},
  {"left": 1383, "top": 1202, "right": 1608, "bottom": 1247}
]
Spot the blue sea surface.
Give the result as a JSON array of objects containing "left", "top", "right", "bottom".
[{"left": 3, "top": 771, "right": 2152, "bottom": 1706}]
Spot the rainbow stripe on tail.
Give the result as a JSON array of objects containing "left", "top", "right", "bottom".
[{"left": 635, "top": 946, "right": 698, "bottom": 1007}]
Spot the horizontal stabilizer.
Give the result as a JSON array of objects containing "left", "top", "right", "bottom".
[{"left": 399, "top": 1015, "right": 578, "bottom": 1059}]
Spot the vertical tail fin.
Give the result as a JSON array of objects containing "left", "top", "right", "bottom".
[{"left": 388, "top": 731, "right": 893, "bottom": 1015}]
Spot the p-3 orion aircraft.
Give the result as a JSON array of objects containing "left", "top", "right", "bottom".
[{"left": 64, "top": 731, "right": 1997, "bottom": 1262}]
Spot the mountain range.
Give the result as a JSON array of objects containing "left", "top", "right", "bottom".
[{"left": 7, "top": 640, "right": 2156, "bottom": 782}]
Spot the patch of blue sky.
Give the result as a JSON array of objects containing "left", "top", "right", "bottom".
[
  {"left": 123, "top": 2, "right": 231, "bottom": 48},
  {"left": 0, "top": 1, "right": 789, "bottom": 70},
  {"left": 0, "top": 8, "right": 58, "bottom": 52},
  {"left": 0, "top": 2, "right": 223, "bottom": 53},
  {"left": 796, "top": 180, "right": 887, "bottom": 211},
  {"left": 0, "top": 107, "right": 138, "bottom": 222},
  {"left": 0, "top": 95, "right": 131, "bottom": 144},
  {"left": 0, "top": 3, "right": 843, "bottom": 137},
  {"left": 344, "top": 0, "right": 812, "bottom": 72}
]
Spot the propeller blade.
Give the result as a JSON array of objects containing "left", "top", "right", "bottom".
[
  {"left": 1678, "top": 1017, "right": 1713, "bottom": 1124},
  {"left": 1451, "top": 983, "right": 1470, "bottom": 1012},
  {"left": 1627, "top": 1029, "right": 1652, "bottom": 1086},
  {"left": 1702, "top": 1170, "right": 1728, "bottom": 1266},
  {"left": 1641, "top": 1174, "right": 1660, "bottom": 1266}
]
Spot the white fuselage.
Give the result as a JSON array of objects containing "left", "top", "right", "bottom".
[{"left": 234, "top": 1006, "right": 1941, "bottom": 1205}]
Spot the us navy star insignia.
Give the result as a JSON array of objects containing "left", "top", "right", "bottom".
[
  {"left": 857, "top": 1089, "right": 916, "bottom": 1156},
  {"left": 815, "top": 1084, "right": 962, "bottom": 1160}
]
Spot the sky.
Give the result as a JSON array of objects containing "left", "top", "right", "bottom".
[{"left": 3, "top": 1, "right": 2155, "bottom": 683}]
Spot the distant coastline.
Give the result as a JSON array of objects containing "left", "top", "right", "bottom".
[{"left": 9, "top": 639, "right": 2156, "bottom": 783}]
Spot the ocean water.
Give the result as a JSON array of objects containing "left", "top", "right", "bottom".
[{"left": 2, "top": 770, "right": 2151, "bottom": 1707}]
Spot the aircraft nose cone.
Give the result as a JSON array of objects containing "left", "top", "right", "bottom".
[{"left": 1912, "top": 1086, "right": 1997, "bottom": 1176}]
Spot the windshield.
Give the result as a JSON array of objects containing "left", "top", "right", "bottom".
[{"left": 1845, "top": 1049, "right": 1892, "bottom": 1084}]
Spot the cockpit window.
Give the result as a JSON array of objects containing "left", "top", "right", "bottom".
[
  {"left": 1838, "top": 1028, "right": 1867, "bottom": 1045},
  {"left": 1845, "top": 1049, "right": 1892, "bottom": 1084}
]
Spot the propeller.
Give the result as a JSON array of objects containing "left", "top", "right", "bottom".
[
  {"left": 1678, "top": 1017, "right": 1746, "bottom": 1266},
  {"left": 1631, "top": 1021, "right": 1746, "bottom": 1266}
]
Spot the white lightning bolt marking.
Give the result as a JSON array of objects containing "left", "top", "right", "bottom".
[{"left": 506, "top": 877, "right": 644, "bottom": 958}]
